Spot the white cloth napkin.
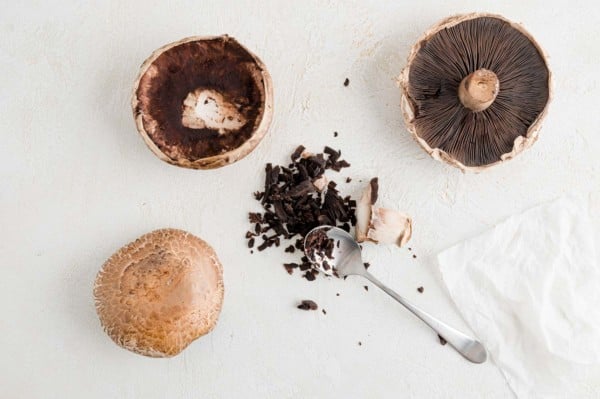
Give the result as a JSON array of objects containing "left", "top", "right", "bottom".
[{"left": 438, "top": 197, "right": 600, "bottom": 398}]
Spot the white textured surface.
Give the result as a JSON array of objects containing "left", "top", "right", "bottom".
[
  {"left": 439, "top": 197, "right": 600, "bottom": 398},
  {"left": 1, "top": 1, "right": 599, "bottom": 398}
]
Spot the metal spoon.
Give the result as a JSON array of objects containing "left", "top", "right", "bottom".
[{"left": 304, "top": 226, "right": 487, "bottom": 364}]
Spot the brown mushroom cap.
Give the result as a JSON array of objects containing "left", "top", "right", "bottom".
[
  {"left": 93, "top": 229, "right": 224, "bottom": 357},
  {"left": 399, "top": 14, "right": 551, "bottom": 171},
  {"left": 132, "top": 35, "right": 273, "bottom": 169}
]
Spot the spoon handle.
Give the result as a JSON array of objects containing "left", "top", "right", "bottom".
[{"left": 362, "top": 271, "right": 487, "bottom": 364}]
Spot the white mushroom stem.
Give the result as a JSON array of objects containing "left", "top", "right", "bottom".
[
  {"left": 458, "top": 69, "right": 499, "bottom": 112},
  {"left": 355, "top": 178, "right": 412, "bottom": 247},
  {"left": 312, "top": 176, "right": 328, "bottom": 192},
  {"left": 367, "top": 207, "right": 412, "bottom": 247},
  {"left": 182, "top": 88, "right": 247, "bottom": 133}
]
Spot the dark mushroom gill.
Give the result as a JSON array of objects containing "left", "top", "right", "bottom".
[
  {"left": 135, "top": 37, "right": 265, "bottom": 162},
  {"left": 407, "top": 17, "right": 550, "bottom": 167}
]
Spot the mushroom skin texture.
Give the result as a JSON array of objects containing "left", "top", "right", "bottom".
[
  {"left": 132, "top": 35, "right": 273, "bottom": 169},
  {"left": 93, "top": 229, "right": 224, "bottom": 357},
  {"left": 399, "top": 13, "right": 552, "bottom": 172}
]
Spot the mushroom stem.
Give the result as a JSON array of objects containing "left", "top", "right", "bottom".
[{"left": 458, "top": 69, "right": 499, "bottom": 112}]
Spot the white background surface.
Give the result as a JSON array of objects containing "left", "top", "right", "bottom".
[{"left": 2, "top": 1, "right": 600, "bottom": 398}]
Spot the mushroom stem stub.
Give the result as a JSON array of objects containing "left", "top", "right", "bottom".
[
  {"left": 181, "top": 89, "right": 247, "bottom": 134},
  {"left": 458, "top": 69, "right": 499, "bottom": 112}
]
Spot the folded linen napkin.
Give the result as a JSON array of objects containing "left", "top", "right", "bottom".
[{"left": 438, "top": 197, "right": 600, "bottom": 398}]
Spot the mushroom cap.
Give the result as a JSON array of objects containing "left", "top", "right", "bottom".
[
  {"left": 132, "top": 35, "right": 273, "bottom": 169},
  {"left": 399, "top": 13, "right": 552, "bottom": 171},
  {"left": 93, "top": 229, "right": 224, "bottom": 357}
]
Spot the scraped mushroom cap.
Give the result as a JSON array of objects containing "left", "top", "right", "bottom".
[
  {"left": 132, "top": 35, "right": 273, "bottom": 169},
  {"left": 399, "top": 13, "right": 551, "bottom": 171},
  {"left": 93, "top": 229, "right": 224, "bottom": 357}
]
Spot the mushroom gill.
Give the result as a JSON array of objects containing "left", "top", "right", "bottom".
[{"left": 400, "top": 14, "right": 551, "bottom": 170}]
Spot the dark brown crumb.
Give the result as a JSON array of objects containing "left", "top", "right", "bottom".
[
  {"left": 249, "top": 212, "right": 262, "bottom": 223},
  {"left": 299, "top": 257, "right": 311, "bottom": 270},
  {"left": 247, "top": 238, "right": 255, "bottom": 248},
  {"left": 358, "top": 341, "right": 362, "bottom": 346},
  {"left": 334, "top": 131, "right": 338, "bottom": 137},
  {"left": 363, "top": 285, "right": 368, "bottom": 291},
  {"left": 346, "top": 177, "right": 351, "bottom": 183},
  {"left": 363, "top": 262, "right": 370, "bottom": 269},
  {"left": 412, "top": 254, "right": 417, "bottom": 259},
  {"left": 336, "top": 293, "right": 340, "bottom": 296},
  {"left": 283, "top": 263, "right": 298, "bottom": 275},
  {"left": 257, "top": 241, "right": 269, "bottom": 251},
  {"left": 322, "top": 309, "right": 327, "bottom": 315},
  {"left": 284, "top": 245, "right": 295, "bottom": 253},
  {"left": 250, "top": 250, "right": 254, "bottom": 254},
  {"left": 290, "top": 145, "right": 306, "bottom": 161},
  {"left": 438, "top": 334, "right": 447, "bottom": 345},
  {"left": 297, "top": 300, "right": 318, "bottom": 310},
  {"left": 344, "top": 78, "right": 350, "bottom": 87},
  {"left": 408, "top": 247, "right": 412, "bottom": 251},
  {"left": 303, "top": 270, "right": 316, "bottom": 281},
  {"left": 417, "top": 286, "right": 424, "bottom": 293},
  {"left": 369, "top": 178, "right": 379, "bottom": 204}
]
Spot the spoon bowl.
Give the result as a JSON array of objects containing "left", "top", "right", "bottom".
[
  {"left": 304, "top": 226, "right": 364, "bottom": 277},
  {"left": 303, "top": 226, "right": 487, "bottom": 364}
]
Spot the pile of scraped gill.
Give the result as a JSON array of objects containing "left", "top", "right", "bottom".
[{"left": 246, "top": 146, "right": 356, "bottom": 281}]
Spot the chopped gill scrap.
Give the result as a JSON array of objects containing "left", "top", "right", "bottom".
[{"left": 297, "top": 300, "right": 319, "bottom": 311}]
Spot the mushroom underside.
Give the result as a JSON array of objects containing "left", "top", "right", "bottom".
[
  {"left": 405, "top": 16, "right": 550, "bottom": 167},
  {"left": 134, "top": 37, "right": 268, "bottom": 165}
]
